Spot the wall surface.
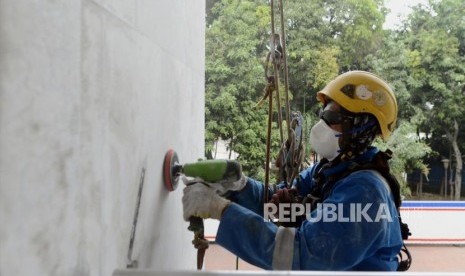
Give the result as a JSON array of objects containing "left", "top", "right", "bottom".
[{"left": 0, "top": 1, "right": 204, "bottom": 275}]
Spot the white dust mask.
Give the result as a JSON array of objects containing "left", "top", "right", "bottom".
[{"left": 309, "top": 119, "right": 341, "bottom": 161}]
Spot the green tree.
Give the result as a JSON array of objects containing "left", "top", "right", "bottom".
[
  {"left": 284, "top": 0, "right": 387, "bottom": 113},
  {"left": 205, "top": 0, "right": 282, "bottom": 177},
  {"left": 402, "top": 0, "right": 465, "bottom": 199}
]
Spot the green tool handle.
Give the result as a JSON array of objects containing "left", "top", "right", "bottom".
[{"left": 183, "top": 159, "right": 242, "bottom": 183}]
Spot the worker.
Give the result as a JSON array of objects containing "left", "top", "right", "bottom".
[{"left": 182, "top": 71, "right": 406, "bottom": 271}]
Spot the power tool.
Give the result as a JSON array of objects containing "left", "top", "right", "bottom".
[
  {"left": 162, "top": 149, "right": 242, "bottom": 270},
  {"left": 163, "top": 149, "right": 242, "bottom": 191}
]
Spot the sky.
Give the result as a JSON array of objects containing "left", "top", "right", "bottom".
[{"left": 383, "top": 0, "right": 428, "bottom": 29}]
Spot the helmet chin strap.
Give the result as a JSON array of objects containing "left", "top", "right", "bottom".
[{"left": 339, "top": 114, "right": 356, "bottom": 158}]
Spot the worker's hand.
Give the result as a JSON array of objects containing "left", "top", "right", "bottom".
[
  {"left": 269, "top": 187, "right": 306, "bottom": 227},
  {"left": 182, "top": 180, "right": 231, "bottom": 221},
  {"left": 216, "top": 174, "right": 248, "bottom": 196},
  {"left": 270, "top": 188, "right": 293, "bottom": 206}
]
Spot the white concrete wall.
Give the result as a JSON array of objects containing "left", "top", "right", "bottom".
[{"left": 0, "top": 1, "right": 204, "bottom": 275}]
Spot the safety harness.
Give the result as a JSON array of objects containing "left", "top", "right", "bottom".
[{"left": 306, "top": 149, "right": 412, "bottom": 271}]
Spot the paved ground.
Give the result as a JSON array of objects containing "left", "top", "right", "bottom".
[{"left": 204, "top": 243, "right": 465, "bottom": 272}]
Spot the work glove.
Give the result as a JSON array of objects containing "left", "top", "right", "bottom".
[
  {"left": 182, "top": 179, "right": 231, "bottom": 221},
  {"left": 215, "top": 173, "right": 248, "bottom": 196}
]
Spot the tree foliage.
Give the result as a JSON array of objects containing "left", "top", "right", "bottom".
[
  {"left": 374, "top": 120, "right": 433, "bottom": 196},
  {"left": 205, "top": 0, "right": 281, "bottom": 176},
  {"left": 400, "top": 0, "right": 465, "bottom": 199}
]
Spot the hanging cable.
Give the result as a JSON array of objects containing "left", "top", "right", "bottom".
[
  {"left": 278, "top": 0, "right": 291, "bottom": 138},
  {"left": 260, "top": 0, "right": 305, "bottom": 205}
]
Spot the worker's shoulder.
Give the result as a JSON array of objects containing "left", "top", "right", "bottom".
[
  {"left": 348, "top": 168, "right": 383, "bottom": 178},
  {"left": 338, "top": 169, "right": 389, "bottom": 194}
]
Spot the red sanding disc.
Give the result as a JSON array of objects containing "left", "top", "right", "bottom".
[{"left": 163, "top": 149, "right": 179, "bottom": 191}]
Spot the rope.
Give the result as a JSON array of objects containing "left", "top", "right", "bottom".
[
  {"left": 264, "top": 79, "right": 274, "bottom": 206},
  {"left": 261, "top": 0, "right": 304, "bottom": 201},
  {"left": 263, "top": 0, "right": 277, "bottom": 207},
  {"left": 278, "top": 0, "right": 291, "bottom": 138}
]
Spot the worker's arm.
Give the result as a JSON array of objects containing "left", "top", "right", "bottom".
[
  {"left": 226, "top": 163, "right": 318, "bottom": 216},
  {"left": 216, "top": 202, "right": 279, "bottom": 269},
  {"left": 226, "top": 177, "right": 275, "bottom": 216}
]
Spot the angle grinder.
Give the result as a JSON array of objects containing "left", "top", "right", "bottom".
[
  {"left": 163, "top": 149, "right": 242, "bottom": 191},
  {"left": 162, "top": 149, "right": 242, "bottom": 270}
]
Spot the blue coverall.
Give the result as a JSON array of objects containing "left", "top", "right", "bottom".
[{"left": 215, "top": 147, "right": 403, "bottom": 271}]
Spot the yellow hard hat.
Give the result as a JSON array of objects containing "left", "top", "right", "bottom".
[{"left": 317, "top": 71, "right": 397, "bottom": 140}]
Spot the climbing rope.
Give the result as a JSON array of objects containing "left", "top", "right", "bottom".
[
  {"left": 260, "top": 0, "right": 304, "bottom": 206},
  {"left": 263, "top": 0, "right": 278, "bottom": 205},
  {"left": 278, "top": 0, "right": 291, "bottom": 134}
]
